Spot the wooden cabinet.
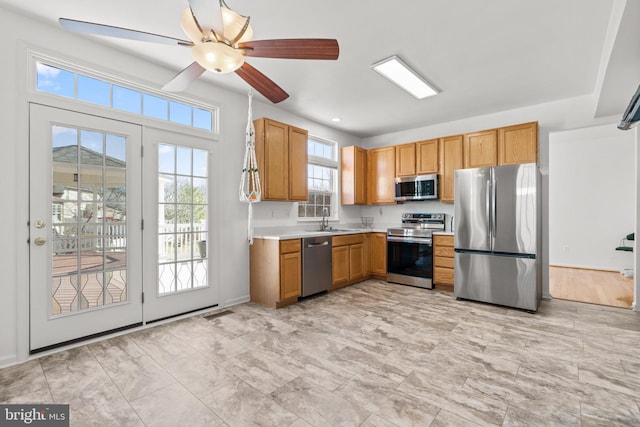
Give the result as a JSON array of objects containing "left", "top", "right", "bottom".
[
  {"left": 331, "top": 234, "right": 365, "bottom": 289},
  {"left": 350, "top": 243, "right": 365, "bottom": 280},
  {"left": 439, "top": 135, "right": 463, "bottom": 203},
  {"left": 433, "top": 234, "right": 454, "bottom": 289},
  {"left": 416, "top": 139, "right": 439, "bottom": 174},
  {"left": 254, "top": 117, "right": 308, "bottom": 201},
  {"left": 463, "top": 129, "right": 497, "bottom": 169},
  {"left": 331, "top": 245, "right": 350, "bottom": 287},
  {"left": 395, "top": 139, "right": 439, "bottom": 177},
  {"left": 368, "top": 146, "right": 396, "bottom": 204},
  {"left": 395, "top": 143, "right": 417, "bottom": 177},
  {"left": 289, "top": 127, "right": 309, "bottom": 200},
  {"left": 250, "top": 238, "right": 301, "bottom": 308},
  {"left": 341, "top": 146, "right": 367, "bottom": 205},
  {"left": 363, "top": 233, "right": 372, "bottom": 276},
  {"left": 370, "top": 233, "right": 387, "bottom": 277},
  {"left": 498, "top": 122, "right": 538, "bottom": 165}
]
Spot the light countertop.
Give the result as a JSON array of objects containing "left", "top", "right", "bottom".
[
  {"left": 433, "top": 231, "right": 455, "bottom": 236},
  {"left": 253, "top": 227, "right": 389, "bottom": 240}
]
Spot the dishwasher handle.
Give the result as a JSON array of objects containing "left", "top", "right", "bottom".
[{"left": 306, "top": 241, "right": 329, "bottom": 247}]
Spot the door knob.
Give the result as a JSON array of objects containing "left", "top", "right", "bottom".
[
  {"left": 34, "top": 220, "right": 46, "bottom": 229},
  {"left": 34, "top": 237, "right": 46, "bottom": 246}
]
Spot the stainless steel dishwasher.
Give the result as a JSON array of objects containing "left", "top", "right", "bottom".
[{"left": 301, "top": 236, "right": 332, "bottom": 297}]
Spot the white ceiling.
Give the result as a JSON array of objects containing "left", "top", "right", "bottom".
[{"left": 2, "top": 0, "right": 638, "bottom": 137}]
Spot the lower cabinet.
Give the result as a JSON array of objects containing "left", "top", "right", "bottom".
[
  {"left": 250, "top": 238, "right": 301, "bottom": 308},
  {"left": 331, "top": 234, "right": 365, "bottom": 290},
  {"left": 433, "top": 234, "right": 454, "bottom": 289},
  {"left": 371, "top": 232, "right": 387, "bottom": 277}
]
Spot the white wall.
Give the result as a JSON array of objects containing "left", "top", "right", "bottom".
[
  {"left": 0, "top": 5, "right": 363, "bottom": 366},
  {"left": 549, "top": 124, "right": 635, "bottom": 270}
]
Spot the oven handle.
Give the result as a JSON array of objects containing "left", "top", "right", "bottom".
[{"left": 387, "top": 236, "right": 433, "bottom": 244}]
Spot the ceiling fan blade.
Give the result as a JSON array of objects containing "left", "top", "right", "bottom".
[
  {"left": 188, "top": 0, "right": 224, "bottom": 38},
  {"left": 162, "top": 62, "right": 207, "bottom": 92},
  {"left": 238, "top": 39, "right": 339, "bottom": 60},
  {"left": 59, "top": 18, "right": 192, "bottom": 46},
  {"left": 235, "top": 62, "right": 289, "bottom": 104}
]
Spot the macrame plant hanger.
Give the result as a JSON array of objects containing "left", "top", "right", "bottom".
[{"left": 239, "top": 90, "right": 261, "bottom": 244}]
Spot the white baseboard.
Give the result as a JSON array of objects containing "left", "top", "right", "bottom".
[
  {"left": 549, "top": 263, "right": 629, "bottom": 272},
  {"left": 0, "top": 354, "right": 18, "bottom": 369},
  {"left": 223, "top": 295, "right": 250, "bottom": 308}
]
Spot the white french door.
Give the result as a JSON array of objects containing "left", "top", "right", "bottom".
[
  {"left": 142, "top": 128, "right": 218, "bottom": 322},
  {"left": 29, "top": 104, "right": 143, "bottom": 351}
]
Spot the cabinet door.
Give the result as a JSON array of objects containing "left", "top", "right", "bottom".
[
  {"left": 262, "top": 119, "right": 289, "bottom": 200},
  {"left": 416, "top": 139, "right": 439, "bottom": 174},
  {"left": 349, "top": 243, "right": 365, "bottom": 280},
  {"left": 498, "top": 122, "right": 537, "bottom": 165},
  {"left": 439, "top": 135, "right": 463, "bottom": 203},
  {"left": 280, "top": 251, "right": 301, "bottom": 300},
  {"left": 363, "top": 234, "right": 372, "bottom": 276},
  {"left": 464, "top": 129, "right": 497, "bottom": 169},
  {"left": 371, "top": 233, "right": 387, "bottom": 275},
  {"left": 332, "top": 246, "right": 350, "bottom": 286},
  {"left": 395, "top": 143, "right": 416, "bottom": 177},
  {"left": 289, "top": 126, "right": 308, "bottom": 201},
  {"left": 341, "top": 146, "right": 367, "bottom": 205},
  {"left": 354, "top": 147, "right": 367, "bottom": 204},
  {"left": 368, "top": 147, "right": 396, "bottom": 204}
]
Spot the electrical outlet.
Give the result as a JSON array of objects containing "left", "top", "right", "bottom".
[{"left": 563, "top": 245, "right": 569, "bottom": 252}]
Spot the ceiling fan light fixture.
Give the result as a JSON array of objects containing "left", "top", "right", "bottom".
[
  {"left": 221, "top": 7, "right": 253, "bottom": 43},
  {"left": 371, "top": 56, "right": 438, "bottom": 99},
  {"left": 180, "top": 8, "right": 205, "bottom": 43},
  {"left": 192, "top": 41, "right": 244, "bottom": 73}
]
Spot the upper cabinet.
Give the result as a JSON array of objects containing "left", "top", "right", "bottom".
[
  {"left": 498, "top": 121, "right": 538, "bottom": 165},
  {"left": 341, "top": 146, "right": 368, "bottom": 205},
  {"left": 463, "top": 129, "right": 497, "bottom": 169},
  {"left": 395, "top": 139, "right": 439, "bottom": 177},
  {"left": 395, "top": 143, "right": 417, "bottom": 177},
  {"left": 368, "top": 146, "right": 396, "bottom": 204},
  {"left": 416, "top": 139, "right": 439, "bottom": 175},
  {"left": 254, "top": 118, "right": 308, "bottom": 201},
  {"left": 439, "top": 135, "right": 463, "bottom": 203}
]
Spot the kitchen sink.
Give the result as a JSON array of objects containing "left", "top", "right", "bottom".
[{"left": 327, "top": 228, "right": 361, "bottom": 233}]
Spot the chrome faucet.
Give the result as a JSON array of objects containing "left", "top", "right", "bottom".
[{"left": 320, "top": 207, "right": 329, "bottom": 231}]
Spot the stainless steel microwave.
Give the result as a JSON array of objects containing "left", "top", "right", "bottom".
[{"left": 394, "top": 174, "right": 438, "bottom": 202}]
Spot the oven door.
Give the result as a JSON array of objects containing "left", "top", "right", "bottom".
[{"left": 387, "top": 237, "right": 434, "bottom": 289}]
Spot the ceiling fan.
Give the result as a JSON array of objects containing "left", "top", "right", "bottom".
[{"left": 59, "top": 0, "right": 339, "bottom": 103}]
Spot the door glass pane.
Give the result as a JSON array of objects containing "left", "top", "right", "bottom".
[
  {"left": 80, "top": 130, "right": 104, "bottom": 165},
  {"left": 51, "top": 126, "right": 128, "bottom": 316},
  {"left": 157, "top": 144, "right": 208, "bottom": 295}
]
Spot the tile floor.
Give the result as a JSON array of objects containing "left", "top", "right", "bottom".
[{"left": 1, "top": 279, "right": 640, "bottom": 426}]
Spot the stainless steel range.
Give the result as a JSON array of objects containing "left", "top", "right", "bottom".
[{"left": 387, "top": 213, "right": 446, "bottom": 289}]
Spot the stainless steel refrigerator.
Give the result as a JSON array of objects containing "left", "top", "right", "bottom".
[{"left": 454, "top": 163, "right": 541, "bottom": 311}]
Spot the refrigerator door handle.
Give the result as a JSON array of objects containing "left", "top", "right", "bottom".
[
  {"left": 485, "top": 179, "right": 492, "bottom": 246},
  {"left": 491, "top": 177, "right": 497, "bottom": 248}
]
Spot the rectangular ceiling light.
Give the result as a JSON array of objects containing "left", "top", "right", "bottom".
[{"left": 371, "top": 56, "right": 438, "bottom": 99}]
